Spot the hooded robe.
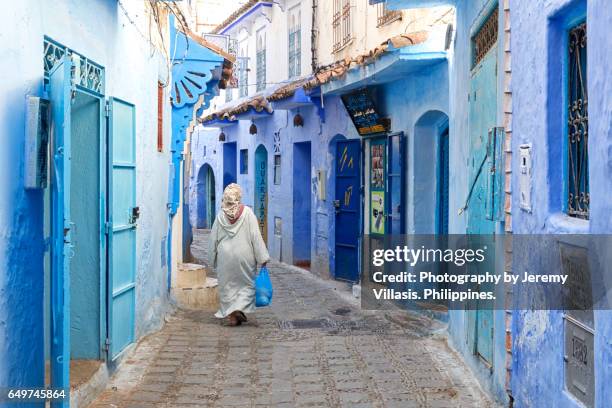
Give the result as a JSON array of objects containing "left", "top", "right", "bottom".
[{"left": 209, "top": 205, "right": 270, "bottom": 318}]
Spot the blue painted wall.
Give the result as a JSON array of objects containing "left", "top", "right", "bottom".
[
  {"left": 510, "top": 0, "right": 612, "bottom": 406},
  {"left": 0, "top": 0, "right": 172, "bottom": 393}
]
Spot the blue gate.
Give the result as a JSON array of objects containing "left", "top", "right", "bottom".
[
  {"left": 107, "top": 98, "right": 137, "bottom": 359},
  {"left": 334, "top": 139, "right": 361, "bottom": 282}
]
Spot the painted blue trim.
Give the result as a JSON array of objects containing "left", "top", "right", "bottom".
[{"left": 219, "top": 2, "right": 274, "bottom": 35}]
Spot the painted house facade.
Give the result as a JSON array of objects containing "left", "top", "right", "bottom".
[
  {"left": 191, "top": 0, "right": 454, "bottom": 282},
  {"left": 386, "top": 0, "right": 612, "bottom": 407},
  {"left": 0, "top": 1, "right": 229, "bottom": 405}
]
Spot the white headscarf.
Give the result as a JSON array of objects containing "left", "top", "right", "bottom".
[{"left": 221, "top": 183, "right": 243, "bottom": 221}]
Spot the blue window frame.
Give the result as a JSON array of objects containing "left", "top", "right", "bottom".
[
  {"left": 240, "top": 149, "right": 248, "bottom": 174},
  {"left": 566, "top": 22, "right": 588, "bottom": 219}
]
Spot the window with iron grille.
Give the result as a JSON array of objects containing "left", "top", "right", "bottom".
[
  {"left": 256, "top": 31, "right": 266, "bottom": 92},
  {"left": 333, "top": 0, "right": 352, "bottom": 53},
  {"left": 238, "top": 56, "right": 248, "bottom": 98},
  {"left": 376, "top": 1, "right": 401, "bottom": 28},
  {"left": 288, "top": 7, "right": 302, "bottom": 78},
  {"left": 567, "top": 22, "right": 588, "bottom": 219},
  {"left": 471, "top": 8, "right": 498, "bottom": 68},
  {"left": 274, "top": 154, "right": 281, "bottom": 184}
]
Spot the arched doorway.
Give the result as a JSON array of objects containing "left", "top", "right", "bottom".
[
  {"left": 254, "top": 145, "right": 268, "bottom": 243},
  {"left": 413, "top": 110, "right": 450, "bottom": 234},
  {"left": 197, "top": 164, "right": 216, "bottom": 229}
]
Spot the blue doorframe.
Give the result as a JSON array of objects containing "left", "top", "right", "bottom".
[
  {"left": 254, "top": 145, "right": 268, "bottom": 244},
  {"left": 197, "top": 164, "right": 216, "bottom": 229},
  {"left": 334, "top": 139, "right": 361, "bottom": 282},
  {"left": 49, "top": 55, "right": 73, "bottom": 405}
]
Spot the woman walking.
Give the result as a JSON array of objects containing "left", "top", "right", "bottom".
[{"left": 209, "top": 184, "right": 270, "bottom": 326}]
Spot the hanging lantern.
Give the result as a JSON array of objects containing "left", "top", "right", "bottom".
[
  {"left": 293, "top": 112, "right": 304, "bottom": 127},
  {"left": 249, "top": 121, "right": 258, "bottom": 135},
  {"left": 218, "top": 131, "right": 226, "bottom": 142}
]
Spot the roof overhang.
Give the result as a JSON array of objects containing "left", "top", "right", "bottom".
[
  {"left": 219, "top": 1, "right": 274, "bottom": 35},
  {"left": 320, "top": 27, "right": 449, "bottom": 95},
  {"left": 271, "top": 87, "right": 316, "bottom": 110}
]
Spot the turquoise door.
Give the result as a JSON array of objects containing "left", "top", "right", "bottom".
[
  {"left": 49, "top": 55, "right": 73, "bottom": 405},
  {"left": 107, "top": 98, "right": 136, "bottom": 359},
  {"left": 467, "top": 29, "right": 497, "bottom": 365},
  {"left": 254, "top": 145, "right": 268, "bottom": 244}
]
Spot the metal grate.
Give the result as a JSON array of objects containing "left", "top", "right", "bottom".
[
  {"left": 333, "top": 0, "right": 352, "bottom": 53},
  {"left": 472, "top": 8, "right": 498, "bottom": 67},
  {"left": 288, "top": 28, "right": 301, "bottom": 78},
  {"left": 44, "top": 37, "right": 104, "bottom": 94},
  {"left": 567, "top": 22, "right": 589, "bottom": 219},
  {"left": 376, "top": 1, "right": 402, "bottom": 28},
  {"left": 238, "top": 57, "right": 249, "bottom": 98}
]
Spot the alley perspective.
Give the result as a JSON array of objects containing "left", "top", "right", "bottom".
[{"left": 1, "top": 0, "right": 612, "bottom": 408}]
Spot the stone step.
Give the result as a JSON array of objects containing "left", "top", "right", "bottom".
[
  {"left": 176, "top": 263, "right": 209, "bottom": 288},
  {"left": 172, "top": 278, "right": 219, "bottom": 310}
]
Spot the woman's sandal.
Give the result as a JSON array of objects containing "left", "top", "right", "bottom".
[
  {"left": 236, "top": 311, "right": 247, "bottom": 324},
  {"left": 228, "top": 313, "right": 240, "bottom": 326}
]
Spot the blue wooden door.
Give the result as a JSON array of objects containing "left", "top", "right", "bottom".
[
  {"left": 254, "top": 145, "right": 268, "bottom": 244},
  {"left": 335, "top": 140, "right": 360, "bottom": 282},
  {"left": 387, "top": 133, "right": 405, "bottom": 235},
  {"left": 49, "top": 55, "right": 73, "bottom": 405},
  {"left": 468, "top": 31, "right": 497, "bottom": 365},
  {"left": 107, "top": 98, "right": 136, "bottom": 359},
  {"left": 438, "top": 127, "right": 449, "bottom": 234}
]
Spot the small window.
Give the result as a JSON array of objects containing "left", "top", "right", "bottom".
[
  {"left": 256, "top": 31, "right": 266, "bottom": 92},
  {"left": 274, "top": 154, "right": 281, "bottom": 184},
  {"left": 288, "top": 7, "right": 302, "bottom": 78},
  {"left": 567, "top": 22, "right": 589, "bottom": 219},
  {"left": 332, "top": 0, "right": 352, "bottom": 53},
  {"left": 157, "top": 81, "right": 163, "bottom": 152},
  {"left": 240, "top": 149, "right": 248, "bottom": 174}
]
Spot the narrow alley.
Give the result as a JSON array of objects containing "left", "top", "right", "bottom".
[{"left": 88, "top": 230, "right": 493, "bottom": 408}]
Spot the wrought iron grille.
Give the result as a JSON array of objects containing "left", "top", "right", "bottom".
[
  {"left": 44, "top": 37, "right": 104, "bottom": 94},
  {"left": 567, "top": 22, "right": 589, "bottom": 219},
  {"left": 256, "top": 32, "right": 266, "bottom": 92},
  {"left": 333, "top": 0, "right": 352, "bottom": 53},
  {"left": 256, "top": 49, "right": 266, "bottom": 92},
  {"left": 376, "top": 1, "right": 402, "bottom": 28},
  {"left": 238, "top": 56, "right": 249, "bottom": 98},
  {"left": 288, "top": 28, "right": 302, "bottom": 78},
  {"left": 472, "top": 8, "right": 498, "bottom": 67}
]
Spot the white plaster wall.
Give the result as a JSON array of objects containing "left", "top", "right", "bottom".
[
  {"left": 209, "top": 0, "right": 314, "bottom": 109},
  {"left": 316, "top": 2, "right": 454, "bottom": 67}
]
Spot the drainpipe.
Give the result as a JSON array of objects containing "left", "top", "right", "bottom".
[{"left": 311, "top": 0, "right": 318, "bottom": 72}]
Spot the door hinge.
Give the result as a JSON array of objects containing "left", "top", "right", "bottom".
[
  {"left": 105, "top": 100, "right": 112, "bottom": 117},
  {"left": 104, "top": 338, "right": 111, "bottom": 351},
  {"left": 105, "top": 222, "right": 112, "bottom": 234}
]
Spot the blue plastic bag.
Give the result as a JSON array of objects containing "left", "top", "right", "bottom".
[{"left": 255, "top": 266, "right": 273, "bottom": 307}]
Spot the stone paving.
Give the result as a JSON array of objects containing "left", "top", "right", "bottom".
[{"left": 88, "top": 231, "right": 496, "bottom": 408}]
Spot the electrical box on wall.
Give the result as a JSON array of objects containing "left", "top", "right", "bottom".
[
  {"left": 317, "top": 169, "right": 326, "bottom": 201},
  {"left": 519, "top": 144, "right": 532, "bottom": 212},
  {"left": 24, "top": 96, "right": 50, "bottom": 190}
]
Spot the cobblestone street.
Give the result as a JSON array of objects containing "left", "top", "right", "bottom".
[{"left": 88, "top": 231, "right": 495, "bottom": 408}]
